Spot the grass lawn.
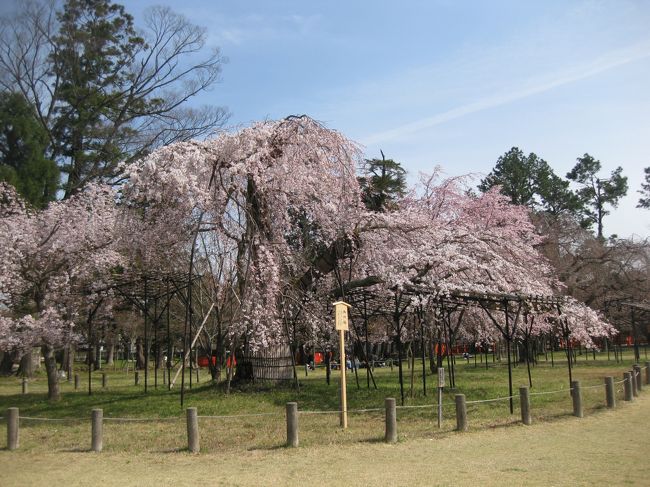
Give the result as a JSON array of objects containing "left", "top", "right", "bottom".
[
  {"left": 1, "top": 352, "right": 649, "bottom": 486},
  {"left": 0, "top": 349, "right": 646, "bottom": 456}
]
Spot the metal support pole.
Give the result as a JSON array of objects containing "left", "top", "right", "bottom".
[
  {"left": 102, "top": 373, "right": 107, "bottom": 389},
  {"left": 21, "top": 378, "right": 27, "bottom": 395},
  {"left": 74, "top": 374, "right": 79, "bottom": 390}
]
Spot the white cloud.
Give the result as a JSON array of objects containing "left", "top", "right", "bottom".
[{"left": 361, "top": 40, "right": 650, "bottom": 146}]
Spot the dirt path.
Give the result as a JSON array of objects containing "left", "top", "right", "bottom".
[{"left": 2, "top": 394, "right": 649, "bottom": 486}]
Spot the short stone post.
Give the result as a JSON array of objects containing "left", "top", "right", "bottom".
[
  {"left": 455, "top": 394, "right": 467, "bottom": 431},
  {"left": 645, "top": 362, "right": 650, "bottom": 386},
  {"left": 571, "top": 381, "right": 583, "bottom": 418},
  {"left": 186, "top": 407, "right": 199, "bottom": 453},
  {"left": 519, "top": 387, "right": 531, "bottom": 425},
  {"left": 286, "top": 402, "right": 299, "bottom": 447},
  {"left": 101, "top": 373, "right": 107, "bottom": 389},
  {"left": 384, "top": 398, "right": 397, "bottom": 443},
  {"left": 21, "top": 378, "right": 27, "bottom": 395},
  {"left": 74, "top": 374, "right": 79, "bottom": 390},
  {"left": 623, "top": 372, "right": 633, "bottom": 401},
  {"left": 633, "top": 365, "right": 642, "bottom": 392},
  {"left": 135, "top": 371, "right": 139, "bottom": 386},
  {"left": 630, "top": 370, "right": 638, "bottom": 397},
  {"left": 91, "top": 409, "right": 103, "bottom": 452},
  {"left": 604, "top": 376, "right": 615, "bottom": 408},
  {"left": 7, "top": 407, "right": 19, "bottom": 450}
]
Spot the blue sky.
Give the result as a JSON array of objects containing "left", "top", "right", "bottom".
[{"left": 80, "top": 1, "right": 650, "bottom": 237}]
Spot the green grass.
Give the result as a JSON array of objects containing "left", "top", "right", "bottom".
[{"left": 0, "top": 349, "right": 646, "bottom": 454}]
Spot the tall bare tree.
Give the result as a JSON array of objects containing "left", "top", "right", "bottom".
[{"left": 0, "top": 0, "right": 229, "bottom": 196}]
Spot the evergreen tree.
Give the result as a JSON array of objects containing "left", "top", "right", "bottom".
[
  {"left": 0, "top": 0, "right": 228, "bottom": 197},
  {"left": 358, "top": 151, "right": 407, "bottom": 212},
  {"left": 479, "top": 147, "right": 581, "bottom": 217},
  {"left": 566, "top": 154, "right": 628, "bottom": 239},
  {"left": 0, "top": 92, "right": 58, "bottom": 208}
]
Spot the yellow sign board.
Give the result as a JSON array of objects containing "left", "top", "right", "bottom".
[{"left": 333, "top": 301, "right": 350, "bottom": 331}]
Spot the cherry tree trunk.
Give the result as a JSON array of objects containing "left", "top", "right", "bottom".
[
  {"left": 42, "top": 344, "right": 60, "bottom": 401},
  {"left": 18, "top": 351, "right": 34, "bottom": 378},
  {"left": 106, "top": 341, "right": 115, "bottom": 366},
  {"left": 0, "top": 351, "right": 16, "bottom": 376}
]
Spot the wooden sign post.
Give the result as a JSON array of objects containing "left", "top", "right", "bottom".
[{"left": 334, "top": 301, "right": 351, "bottom": 429}]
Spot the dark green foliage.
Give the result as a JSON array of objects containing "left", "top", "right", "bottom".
[
  {"left": 479, "top": 147, "right": 538, "bottom": 206},
  {"left": 0, "top": 0, "right": 228, "bottom": 198},
  {"left": 50, "top": 0, "right": 146, "bottom": 196},
  {"left": 637, "top": 167, "right": 650, "bottom": 209},
  {"left": 359, "top": 151, "right": 407, "bottom": 212},
  {"left": 566, "top": 154, "right": 628, "bottom": 239},
  {"left": 0, "top": 92, "right": 58, "bottom": 208},
  {"left": 479, "top": 147, "right": 581, "bottom": 216}
]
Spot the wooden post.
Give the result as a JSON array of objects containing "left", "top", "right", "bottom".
[
  {"left": 186, "top": 407, "right": 199, "bottom": 453},
  {"left": 74, "top": 374, "right": 79, "bottom": 390},
  {"left": 339, "top": 328, "right": 347, "bottom": 429},
  {"left": 455, "top": 394, "right": 467, "bottom": 431},
  {"left": 7, "top": 407, "right": 19, "bottom": 450},
  {"left": 645, "top": 362, "right": 650, "bottom": 385},
  {"left": 624, "top": 372, "right": 633, "bottom": 401},
  {"left": 630, "top": 369, "right": 638, "bottom": 397},
  {"left": 102, "top": 373, "right": 107, "bottom": 389},
  {"left": 21, "top": 378, "right": 27, "bottom": 395},
  {"left": 519, "top": 387, "right": 531, "bottom": 425},
  {"left": 91, "top": 409, "right": 103, "bottom": 452},
  {"left": 135, "top": 371, "right": 139, "bottom": 386},
  {"left": 571, "top": 381, "right": 583, "bottom": 418},
  {"left": 286, "top": 402, "right": 298, "bottom": 447},
  {"left": 334, "top": 301, "right": 351, "bottom": 429},
  {"left": 385, "top": 398, "right": 397, "bottom": 443},
  {"left": 633, "top": 364, "right": 642, "bottom": 392},
  {"left": 605, "top": 376, "right": 615, "bottom": 408}
]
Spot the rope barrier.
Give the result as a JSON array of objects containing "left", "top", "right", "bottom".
[
  {"left": 103, "top": 416, "right": 182, "bottom": 423},
  {"left": 466, "top": 395, "right": 515, "bottom": 405},
  {"left": 397, "top": 404, "right": 439, "bottom": 410},
  {"left": 528, "top": 389, "right": 571, "bottom": 397},
  {"left": 298, "top": 410, "right": 340, "bottom": 415},
  {"left": 18, "top": 416, "right": 83, "bottom": 422},
  {"left": 349, "top": 407, "right": 385, "bottom": 413},
  {"left": 6, "top": 366, "right": 646, "bottom": 427},
  {"left": 198, "top": 412, "right": 281, "bottom": 419}
]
